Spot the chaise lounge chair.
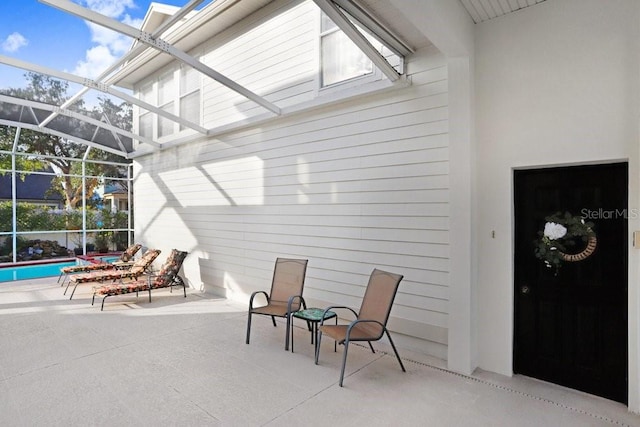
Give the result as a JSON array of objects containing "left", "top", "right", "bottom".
[
  {"left": 66, "top": 249, "right": 161, "bottom": 299},
  {"left": 314, "top": 268, "right": 406, "bottom": 387},
  {"left": 246, "top": 258, "right": 308, "bottom": 351},
  {"left": 58, "top": 243, "right": 142, "bottom": 287},
  {"left": 92, "top": 249, "right": 188, "bottom": 311}
]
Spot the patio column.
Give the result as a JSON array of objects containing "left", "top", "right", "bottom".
[
  {"left": 447, "top": 56, "right": 476, "bottom": 375},
  {"left": 390, "top": 0, "right": 477, "bottom": 375}
]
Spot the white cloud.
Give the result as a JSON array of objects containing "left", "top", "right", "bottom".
[
  {"left": 72, "top": 0, "right": 144, "bottom": 78},
  {"left": 122, "top": 14, "right": 144, "bottom": 30},
  {"left": 2, "top": 32, "right": 28, "bottom": 53},
  {"left": 72, "top": 45, "right": 118, "bottom": 79},
  {"left": 81, "top": 0, "right": 136, "bottom": 18}
]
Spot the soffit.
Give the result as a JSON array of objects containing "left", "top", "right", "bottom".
[{"left": 459, "top": 0, "right": 547, "bottom": 24}]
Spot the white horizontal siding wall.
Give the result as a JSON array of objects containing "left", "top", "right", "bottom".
[
  {"left": 134, "top": 41, "right": 449, "bottom": 357},
  {"left": 201, "top": 0, "right": 318, "bottom": 129}
]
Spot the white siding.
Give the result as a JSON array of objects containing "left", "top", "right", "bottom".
[
  {"left": 201, "top": 1, "right": 318, "bottom": 128},
  {"left": 135, "top": 48, "right": 449, "bottom": 357},
  {"left": 133, "top": 1, "right": 449, "bottom": 357}
]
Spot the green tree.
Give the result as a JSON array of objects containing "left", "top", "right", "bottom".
[{"left": 0, "top": 73, "right": 132, "bottom": 208}]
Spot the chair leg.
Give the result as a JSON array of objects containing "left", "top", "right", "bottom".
[
  {"left": 290, "top": 316, "right": 295, "bottom": 353},
  {"left": 176, "top": 276, "right": 186, "bottom": 297},
  {"left": 285, "top": 312, "right": 291, "bottom": 351},
  {"left": 148, "top": 289, "right": 152, "bottom": 302},
  {"left": 271, "top": 316, "right": 277, "bottom": 327},
  {"left": 63, "top": 280, "right": 72, "bottom": 295},
  {"left": 314, "top": 330, "right": 323, "bottom": 364},
  {"left": 246, "top": 312, "right": 252, "bottom": 344},
  {"left": 339, "top": 339, "right": 350, "bottom": 387},
  {"left": 385, "top": 329, "right": 406, "bottom": 372},
  {"left": 101, "top": 295, "right": 108, "bottom": 311},
  {"left": 69, "top": 282, "right": 80, "bottom": 300},
  {"left": 368, "top": 342, "right": 375, "bottom": 354}
]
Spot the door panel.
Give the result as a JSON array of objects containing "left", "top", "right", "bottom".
[{"left": 514, "top": 163, "right": 627, "bottom": 404}]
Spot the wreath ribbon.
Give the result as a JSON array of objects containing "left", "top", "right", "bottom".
[{"left": 560, "top": 234, "right": 597, "bottom": 262}]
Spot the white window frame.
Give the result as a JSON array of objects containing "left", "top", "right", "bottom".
[
  {"left": 157, "top": 70, "right": 176, "bottom": 138},
  {"left": 137, "top": 82, "right": 154, "bottom": 140},
  {"left": 134, "top": 61, "right": 202, "bottom": 142},
  {"left": 317, "top": 9, "right": 383, "bottom": 95},
  {"left": 179, "top": 63, "right": 201, "bottom": 132}
]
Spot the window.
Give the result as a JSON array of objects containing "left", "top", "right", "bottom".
[
  {"left": 118, "top": 199, "right": 129, "bottom": 211},
  {"left": 320, "top": 12, "right": 373, "bottom": 87},
  {"left": 138, "top": 83, "right": 153, "bottom": 138},
  {"left": 136, "top": 63, "right": 201, "bottom": 139},
  {"left": 157, "top": 72, "right": 175, "bottom": 138},
  {"left": 179, "top": 64, "right": 200, "bottom": 131}
]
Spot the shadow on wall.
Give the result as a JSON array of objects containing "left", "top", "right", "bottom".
[{"left": 198, "top": 256, "right": 223, "bottom": 295}]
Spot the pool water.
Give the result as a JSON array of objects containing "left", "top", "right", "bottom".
[
  {"left": 96, "top": 256, "right": 120, "bottom": 263},
  {"left": 0, "top": 261, "right": 76, "bottom": 282}
]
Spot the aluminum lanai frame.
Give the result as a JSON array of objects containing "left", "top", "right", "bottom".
[
  {"left": 0, "top": 0, "right": 410, "bottom": 158},
  {"left": 0, "top": 0, "right": 411, "bottom": 262}
]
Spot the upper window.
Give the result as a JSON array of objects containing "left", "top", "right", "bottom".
[
  {"left": 157, "top": 72, "right": 175, "bottom": 138},
  {"left": 179, "top": 64, "right": 200, "bottom": 131},
  {"left": 135, "top": 63, "right": 201, "bottom": 140},
  {"left": 320, "top": 12, "right": 373, "bottom": 87},
  {"left": 138, "top": 84, "right": 153, "bottom": 139}
]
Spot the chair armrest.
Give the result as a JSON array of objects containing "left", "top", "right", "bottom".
[
  {"left": 346, "top": 319, "right": 385, "bottom": 340},
  {"left": 112, "top": 261, "right": 134, "bottom": 270},
  {"left": 286, "top": 295, "right": 306, "bottom": 314},
  {"left": 249, "top": 290, "right": 270, "bottom": 309},
  {"left": 318, "top": 305, "right": 358, "bottom": 325}
]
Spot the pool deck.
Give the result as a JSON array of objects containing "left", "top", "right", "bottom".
[{"left": 1, "top": 276, "right": 639, "bottom": 426}]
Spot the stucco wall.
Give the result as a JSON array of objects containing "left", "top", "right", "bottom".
[{"left": 474, "top": 0, "right": 640, "bottom": 410}]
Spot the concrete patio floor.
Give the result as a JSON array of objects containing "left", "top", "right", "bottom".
[{"left": 1, "top": 277, "right": 639, "bottom": 426}]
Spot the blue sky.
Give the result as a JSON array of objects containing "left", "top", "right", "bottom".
[{"left": 0, "top": 0, "right": 192, "bottom": 92}]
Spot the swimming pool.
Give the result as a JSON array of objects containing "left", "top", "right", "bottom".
[
  {"left": 96, "top": 256, "right": 120, "bottom": 263},
  {"left": 0, "top": 261, "right": 77, "bottom": 282}
]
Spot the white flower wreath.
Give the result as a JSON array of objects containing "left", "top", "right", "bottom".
[{"left": 534, "top": 211, "right": 597, "bottom": 273}]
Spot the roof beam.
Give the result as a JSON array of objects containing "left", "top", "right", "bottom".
[
  {"left": 313, "top": 0, "right": 401, "bottom": 82},
  {"left": 40, "top": 0, "right": 282, "bottom": 116},
  {"left": 38, "top": 0, "right": 207, "bottom": 128},
  {"left": 0, "top": 94, "right": 160, "bottom": 149},
  {"left": 0, "top": 54, "right": 207, "bottom": 135},
  {"left": 101, "top": 113, "right": 128, "bottom": 154},
  {"left": 12, "top": 126, "right": 21, "bottom": 153},
  {"left": 0, "top": 119, "right": 129, "bottom": 158}
]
